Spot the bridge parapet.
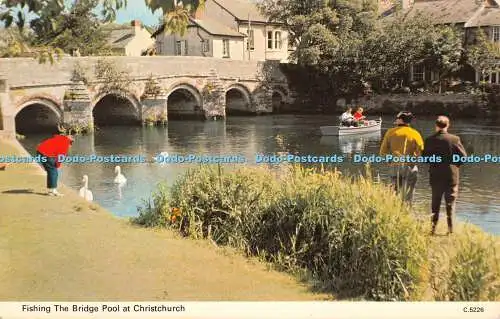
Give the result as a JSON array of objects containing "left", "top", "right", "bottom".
[{"left": 1, "top": 57, "right": 284, "bottom": 88}]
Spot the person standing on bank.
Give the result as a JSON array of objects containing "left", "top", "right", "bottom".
[
  {"left": 423, "top": 116, "right": 467, "bottom": 235},
  {"left": 36, "top": 134, "right": 74, "bottom": 196},
  {"left": 379, "top": 111, "right": 424, "bottom": 204}
]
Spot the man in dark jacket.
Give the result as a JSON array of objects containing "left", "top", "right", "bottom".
[{"left": 423, "top": 116, "right": 467, "bottom": 235}]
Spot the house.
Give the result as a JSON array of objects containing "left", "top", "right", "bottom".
[
  {"left": 155, "top": 17, "right": 247, "bottom": 59},
  {"left": 385, "top": 0, "right": 500, "bottom": 84},
  {"left": 153, "top": 0, "right": 290, "bottom": 62},
  {"left": 103, "top": 20, "right": 155, "bottom": 56}
]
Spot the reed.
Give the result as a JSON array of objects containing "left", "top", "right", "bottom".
[{"left": 133, "top": 164, "right": 499, "bottom": 301}]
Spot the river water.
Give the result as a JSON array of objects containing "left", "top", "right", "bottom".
[{"left": 18, "top": 115, "right": 500, "bottom": 235}]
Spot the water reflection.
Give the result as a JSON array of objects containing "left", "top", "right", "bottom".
[
  {"left": 321, "top": 132, "right": 382, "bottom": 155},
  {"left": 17, "top": 115, "right": 500, "bottom": 234}
]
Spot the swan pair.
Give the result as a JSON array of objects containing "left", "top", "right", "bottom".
[{"left": 78, "top": 166, "right": 127, "bottom": 202}]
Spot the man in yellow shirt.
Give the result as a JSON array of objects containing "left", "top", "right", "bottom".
[{"left": 379, "top": 111, "right": 424, "bottom": 204}]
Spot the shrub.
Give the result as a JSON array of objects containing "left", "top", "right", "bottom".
[
  {"left": 430, "top": 224, "right": 500, "bottom": 301},
  {"left": 134, "top": 165, "right": 429, "bottom": 300}
]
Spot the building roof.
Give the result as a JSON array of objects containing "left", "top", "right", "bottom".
[
  {"left": 466, "top": 6, "right": 500, "bottom": 27},
  {"left": 212, "top": 0, "right": 268, "bottom": 23},
  {"left": 189, "top": 17, "right": 246, "bottom": 37},
  {"left": 403, "top": 0, "right": 481, "bottom": 25},
  {"left": 101, "top": 22, "right": 151, "bottom": 49}
]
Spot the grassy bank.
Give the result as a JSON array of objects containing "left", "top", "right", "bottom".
[
  {"left": 0, "top": 139, "right": 328, "bottom": 301},
  {"left": 133, "top": 165, "right": 500, "bottom": 301}
]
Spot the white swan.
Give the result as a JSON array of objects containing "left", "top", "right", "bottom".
[
  {"left": 114, "top": 166, "right": 127, "bottom": 184},
  {"left": 79, "top": 175, "right": 93, "bottom": 202}
]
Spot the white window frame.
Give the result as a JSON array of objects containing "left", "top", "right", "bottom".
[
  {"left": 491, "top": 26, "right": 500, "bottom": 42},
  {"left": 267, "top": 31, "right": 273, "bottom": 50},
  {"left": 479, "top": 70, "right": 499, "bottom": 83},
  {"left": 201, "top": 39, "right": 210, "bottom": 53},
  {"left": 411, "top": 64, "right": 425, "bottom": 82},
  {"left": 274, "top": 31, "right": 282, "bottom": 49},
  {"left": 175, "top": 40, "right": 188, "bottom": 56},
  {"left": 222, "top": 39, "right": 230, "bottom": 58},
  {"left": 247, "top": 29, "right": 255, "bottom": 51}
]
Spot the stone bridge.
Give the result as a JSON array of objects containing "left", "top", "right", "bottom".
[{"left": 0, "top": 56, "right": 291, "bottom": 136}]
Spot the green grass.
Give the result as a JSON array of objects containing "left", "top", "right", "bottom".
[{"left": 132, "top": 164, "right": 499, "bottom": 301}]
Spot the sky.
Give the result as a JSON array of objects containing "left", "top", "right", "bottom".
[
  {"left": 0, "top": 1, "right": 163, "bottom": 29},
  {"left": 114, "top": 1, "right": 163, "bottom": 26}
]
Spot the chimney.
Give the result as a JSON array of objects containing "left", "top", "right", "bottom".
[{"left": 131, "top": 20, "right": 142, "bottom": 33}]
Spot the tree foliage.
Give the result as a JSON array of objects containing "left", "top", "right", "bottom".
[
  {"left": 146, "top": 0, "right": 204, "bottom": 36},
  {"left": 261, "top": 0, "right": 380, "bottom": 99},
  {"left": 30, "top": 0, "right": 112, "bottom": 56},
  {"left": 0, "top": 0, "right": 127, "bottom": 30},
  {"left": 466, "top": 28, "right": 500, "bottom": 82},
  {"left": 261, "top": 0, "right": 467, "bottom": 99},
  {"left": 0, "top": 0, "right": 205, "bottom": 61},
  {"left": 360, "top": 12, "right": 434, "bottom": 90},
  {"left": 423, "top": 25, "right": 464, "bottom": 93}
]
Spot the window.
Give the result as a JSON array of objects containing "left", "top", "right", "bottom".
[
  {"left": 274, "top": 31, "right": 282, "bottom": 49},
  {"left": 175, "top": 40, "right": 187, "bottom": 56},
  {"left": 267, "top": 31, "right": 283, "bottom": 50},
  {"left": 202, "top": 40, "right": 210, "bottom": 53},
  {"left": 412, "top": 64, "right": 424, "bottom": 81},
  {"left": 247, "top": 29, "right": 255, "bottom": 51},
  {"left": 223, "top": 39, "right": 230, "bottom": 57},
  {"left": 480, "top": 71, "right": 499, "bottom": 83},
  {"left": 492, "top": 26, "right": 500, "bottom": 42}
]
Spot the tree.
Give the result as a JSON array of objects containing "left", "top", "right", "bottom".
[
  {"left": 30, "top": 0, "right": 112, "bottom": 56},
  {"left": 146, "top": 0, "right": 204, "bottom": 36},
  {"left": 360, "top": 12, "right": 434, "bottom": 91},
  {"left": 260, "top": 0, "right": 387, "bottom": 101},
  {"left": 0, "top": 0, "right": 123, "bottom": 62},
  {"left": 0, "top": 0, "right": 127, "bottom": 29},
  {"left": 0, "top": 0, "right": 205, "bottom": 60},
  {"left": 466, "top": 28, "right": 500, "bottom": 85},
  {"left": 423, "top": 25, "right": 463, "bottom": 93}
]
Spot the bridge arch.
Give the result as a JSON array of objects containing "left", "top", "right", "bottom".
[
  {"left": 166, "top": 82, "right": 203, "bottom": 119},
  {"left": 91, "top": 90, "right": 142, "bottom": 126},
  {"left": 271, "top": 85, "right": 288, "bottom": 113},
  {"left": 15, "top": 97, "right": 63, "bottom": 134},
  {"left": 225, "top": 83, "right": 252, "bottom": 115}
]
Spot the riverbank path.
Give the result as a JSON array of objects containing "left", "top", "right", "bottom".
[{"left": 0, "top": 139, "right": 327, "bottom": 301}]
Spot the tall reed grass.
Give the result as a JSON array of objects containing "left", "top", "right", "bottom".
[{"left": 133, "top": 164, "right": 499, "bottom": 301}]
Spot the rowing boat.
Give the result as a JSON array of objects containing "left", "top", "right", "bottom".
[{"left": 320, "top": 118, "right": 382, "bottom": 136}]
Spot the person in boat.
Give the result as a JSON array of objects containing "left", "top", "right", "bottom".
[
  {"left": 379, "top": 111, "right": 424, "bottom": 204},
  {"left": 339, "top": 107, "right": 357, "bottom": 127},
  {"left": 422, "top": 116, "right": 467, "bottom": 235},
  {"left": 353, "top": 107, "right": 366, "bottom": 121}
]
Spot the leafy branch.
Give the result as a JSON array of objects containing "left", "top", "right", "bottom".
[{"left": 94, "top": 58, "right": 132, "bottom": 94}]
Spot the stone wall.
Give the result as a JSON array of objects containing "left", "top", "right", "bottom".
[
  {"left": 355, "top": 93, "right": 489, "bottom": 117},
  {"left": 0, "top": 56, "right": 286, "bottom": 88}
]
